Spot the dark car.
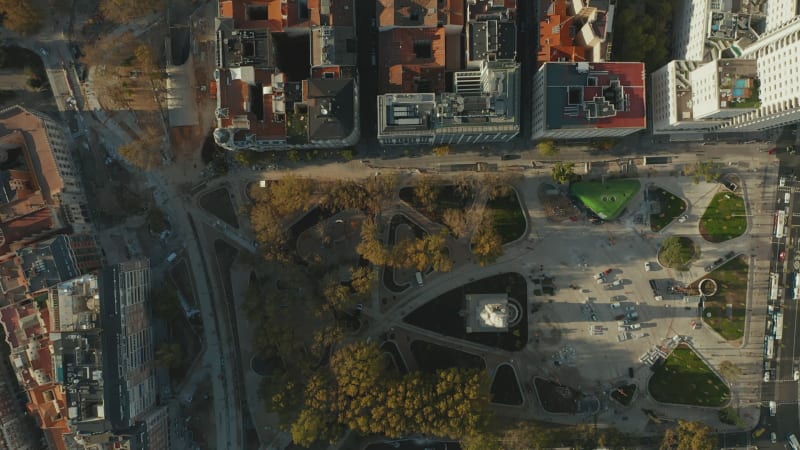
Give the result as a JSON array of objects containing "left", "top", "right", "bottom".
[
  {"left": 628, "top": 367, "right": 635, "bottom": 378},
  {"left": 500, "top": 154, "right": 520, "bottom": 161}
]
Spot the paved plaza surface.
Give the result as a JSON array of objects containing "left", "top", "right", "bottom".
[{"left": 359, "top": 155, "right": 779, "bottom": 437}]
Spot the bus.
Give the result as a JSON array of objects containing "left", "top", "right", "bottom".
[
  {"left": 765, "top": 336, "right": 775, "bottom": 360},
  {"left": 775, "top": 312, "right": 784, "bottom": 341},
  {"left": 770, "top": 273, "right": 779, "bottom": 301},
  {"left": 776, "top": 210, "right": 787, "bottom": 238},
  {"left": 788, "top": 433, "right": 800, "bottom": 450}
]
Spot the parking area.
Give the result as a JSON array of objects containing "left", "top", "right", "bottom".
[{"left": 524, "top": 219, "right": 699, "bottom": 383}]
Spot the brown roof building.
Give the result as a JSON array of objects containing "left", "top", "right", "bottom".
[
  {"left": 376, "top": 0, "right": 521, "bottom": 145},
  {"left": 537, "top": 0, "right": 612, "bottom": 64},
  {"left": 213, "top": 0, "right": 359, "bottom": 151},
  {"left": 0, "top": 106, "right": 95, "bottom": 262}
]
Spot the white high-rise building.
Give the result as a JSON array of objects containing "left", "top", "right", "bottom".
[{"left": 653, "top": 1, "right": 800, "bottom": 135}]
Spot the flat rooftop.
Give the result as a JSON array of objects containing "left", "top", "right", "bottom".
[{"left": 542, "top": 62, "right": 647, "bottom": 131}]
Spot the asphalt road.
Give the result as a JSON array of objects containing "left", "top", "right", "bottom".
[{"left": 754, "top": 153, "right": 800, "bottom": 449}]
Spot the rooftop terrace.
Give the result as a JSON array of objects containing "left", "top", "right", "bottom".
[{"left": 541, "top": 62, "right": 647, "bottom": 131}]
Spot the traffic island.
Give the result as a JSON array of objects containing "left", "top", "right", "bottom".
[
  {"left": 690, "top": 256, "right": 749, "bottom": 341},
  {"left": 699, "top": 191, "right": 746, "bottom": 242},
  {"left": 657, "top": 236, "right": 698, "bottom": 271},
  {"left": 570, "top": 179, "right": 641, "bottom": 220},
  {"left": 648, "top": 344, "right": 730, "bottom": 407}
]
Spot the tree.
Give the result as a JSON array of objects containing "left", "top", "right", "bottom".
[
  {"left": 155, "top": 342, "right": 183, "bottom": 368},
  {"left": 659, "top": 236, "right": 695, "bottom": 269},
  {"left": 392, "top": 230, "right": 453, "bottom": 272},
  {"left": 349, "top": 266, "right": 376, "bottom": 297},
  {"left": 119, "top": 127, "right": 163, "bottom": 170},
  {"left": 362, "top": 173, "right": 398, "bottom": 214},
  {"left": 322, "top": 274, "right": 355, "bottom": 313},
  {"left": 442, "top": 208, "right": 469, "bottom": 238},
  {"left": 462, "top": 431, "right": 501, "bottom": 450},
  {"left": 250, "top": 207, "right": 289, "bottom": 261},
  {"left": 134, "top": 44, "right": 157, "bottom": 75},
  {"left": 0, "top": 1, "right": 43, "bottom": 35},
  {"left": 324, "top": 180, "right": 367, "bottom": 212},
  {"left": 413, "top": 175, "right": 441, "bottom": 210},
  {"left": 290, "top": 341, "right": 493, "bottom": 447},
  {"left": 100, "top": 0, "right": 166, "bottom": 23},
  {"left": 552, "top": 162, "right": 576, "bottom": 184},
  {"left": 538, "top": 139, "right": 559, "bottom": 156},
  {"left": 260, "top": 175, "right": 315, "bottom": 217},
  {"left": 152, "top": 286, "right": 182, "bottom": 322},
  {"left": 693, "top": 161, "right": 722, "bottom": 183},
  {"left": 433, "top": 145, "right": 450, "bottom": 156},
  {"left": 660, "top": 421, "right": 717, "bottom": 450},
  {"left": 356, "top": 217, "right": 391, "bottom": 266},
  {"left": 471, "top": 215, "right": 503, "bottom": 266}
]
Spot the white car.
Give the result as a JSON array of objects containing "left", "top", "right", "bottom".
[
  {"left": 644, "top": 262, "right": 651, "bottom": 272},
  {"left": 794, "top": 369, "right": 799, "bottom": 381}
]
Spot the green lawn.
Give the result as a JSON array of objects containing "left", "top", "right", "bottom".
[
  {"left": 486, "top": 188, "right": 526, "bottom": 244},
  {"left": 570, "top": 179, "right": 641, "bottom": 220},
  {"left": 650, "top": 187, "right": 687, "bottom": 231},
  {"left": 699, "top": 192, "right": 746, "bottom": 242},
  {"left": 694, "top": 256, "right": 749, "bottom": 341},
  {"left": 648, "top": 344, "right": 730, "bottom": 407}
]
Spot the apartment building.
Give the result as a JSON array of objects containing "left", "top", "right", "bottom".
[
  {"left": 376, "top": 0, "right": 521, "bottom": 145},
  {"left": 0, "top": 106, "right": 92, "bottom": 235},
  {"left": 99, "top": 260, "right": 156, "bottom": 430},
  {"left": 537, "top": 0, "right": 614, "bottom": 64},
  {"left": 653, "top": 0, "right": 800, "bottom": 135},
  {"left": 212, "top": 0, "right": 359, "bottom": 151},
  {"left": 531, "top": 61, "right": 647, "bottom": 139}
]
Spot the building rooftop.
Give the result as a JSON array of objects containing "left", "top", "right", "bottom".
[
  {"left": 17, "top": 235, "right": 79, "bottom": 295},
  {"left": 537, "top": 0, "right": 610, "bottom": 64},
  {"left": 377, "top": 0, "right": 465, "bottom": 28},
  {"left": 541, "top": 62, "right": 647, "bottom": 131},
  {"left": 689, "top": 59, "right": 759, "bottom": 120},
  {"left": 218, "top": 0, "right": 285, "bottom": 31},
  {"left": 310, "top": 26, "right": 357, "bottom": 67},
  {"left": 378, "top": 27, "right": 446, "bottom": 93},
  {"left": 215, "top": 68, "right": 288, "bottom": 141},
  {"left": 303, "top": 78, "right": 355, "bottom": 141},
  {"left": 0, "top": 300, "right": 42, "bottom": 350},
  {"left": 48, "top": 274, "right": 100, "bottom": 333},
  {"left": 468, "top": 18, "right": 517, "bottom": 63},
  {"left": 53, "top": 332, "right": 106, "bottom": 430}
]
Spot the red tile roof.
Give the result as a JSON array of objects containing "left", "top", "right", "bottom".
[
  {"left": 218, "top": 68, "right": 287, "bottom": 139},
  {"left": 537, "top": 0, "right": 592, "bottom": 64},
  {"left": 586, "top": 62, "right": 646, "bottom": 129},
  {"left": 219, "top": 0, "right": 285, "bottom": 31},
  {"left": 378, "top": 27, "right": 446, "bottom": 93}
]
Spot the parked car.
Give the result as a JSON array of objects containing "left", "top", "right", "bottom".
[
  {"left": 644, "top": 262, "right": 651, "bottom": 272},
  {"left": 610, "top": 302, "right": 621, "bottom": 309},
  {"left": 590, "top": 314, "right": 598, "bottom": 322},
  {"left": 603, "top": 268, "right": 613, "bottom": 275},
  {"left": 770, "top": 432, "right": 777, "bottom": 444}
]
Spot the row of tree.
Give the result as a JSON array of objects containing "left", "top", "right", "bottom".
[{"left": 288, "top": 341, "right": 492, "bottom": 447}]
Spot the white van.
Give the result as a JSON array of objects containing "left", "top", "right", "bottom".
[
  {"left": 415, "top": 272, "right": 424, "bottom": 287},
  {"left": 769, "top": 400, "right": 777, "bottom": 416}
]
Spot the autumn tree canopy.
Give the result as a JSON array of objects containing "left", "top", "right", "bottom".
[{"left": 290, "top": 341, "right": 492, "bottom": 447}]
